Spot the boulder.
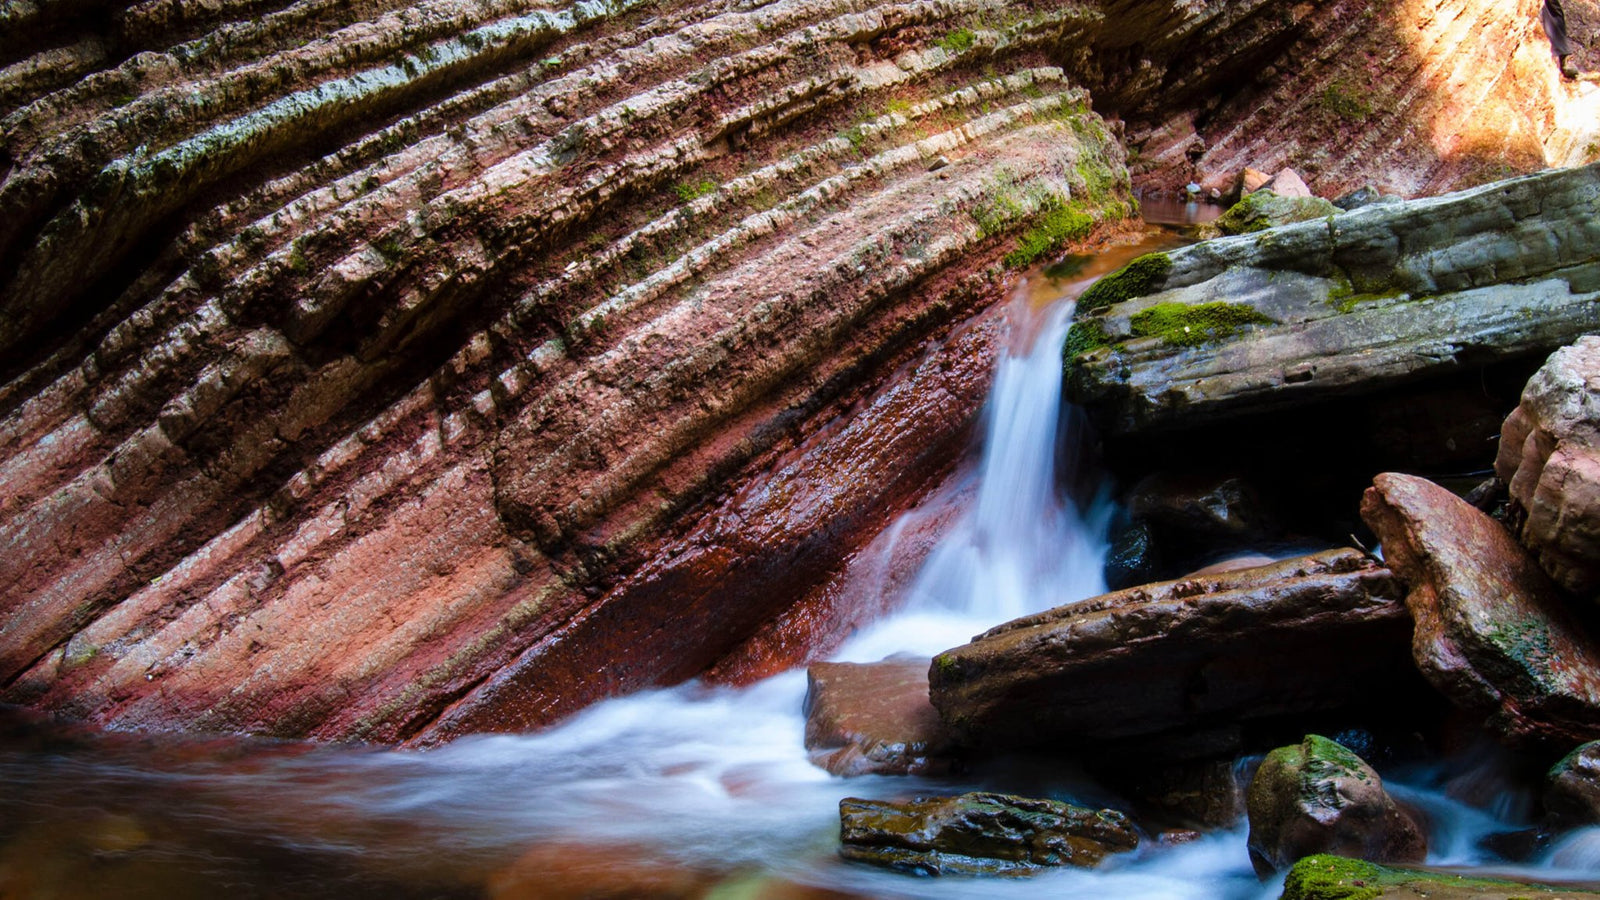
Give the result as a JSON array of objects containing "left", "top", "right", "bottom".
[
  {"left": 1124, "top": 471, "right": 1282, "bottom": 573},
  {"left": 1547, "top": 741, "right": 1600, "bottom": 824},
  {"left": 1203, "top": 189, "right": 1340, "bottom": 237},
  {"left": 1361, "top": 473, "right": 1600, "bottom": 747},
  {"left": 1496, "top": 336, "right": 1600, "bottom": 598},
  {"left": 802, "top": 659, "right": 959, "bottom": 777},
  {"left": 1281, "top": 854, "right": 1600, "bottom": 899},
  {"left": 927, "top": 549, "right": 1419, "bottom": 759},
  {"left": 1246, "top": 735, "right": 1426, "bottom": 875},
  {"left": 1066, "top": 164, "right": 1600, "bottom": 438},
  {"left": 837, "top": 792, "right": 1138, "bottom": 875},
  {"left": 1261, "top": 168, "right": 1313, "bottom": 198}
]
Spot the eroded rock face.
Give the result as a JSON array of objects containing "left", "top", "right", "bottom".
[
  {"left": 837, "top": 792, "right": 1138, "bottom": 875},
  {"left": 1361, "top": 472, "right": 1600, "bottom": 747},
  {"left": 1497, "top": 336, "right": 1600, "bottom": 598},
  {"left": 1066, "top": 163, "right": 1600, "bottom": 437},
  {"left": 802, "top": 658, "right": 958, "bottom": 777},
  {"left": 1246, "top": 734, "right": 1425, "bottom": 875},
  {"left": 927, "top": 549, "right": 1419, "bottom": 759}
]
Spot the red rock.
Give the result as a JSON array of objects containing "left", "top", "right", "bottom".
[
  {"left": 803, "top": 658, "right": 959, "bottom": 777},
  {"left": 1361, "top": 473, "right": 1600, "bottom": 746}
]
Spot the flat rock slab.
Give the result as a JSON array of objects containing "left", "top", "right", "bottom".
[
  {"left": 927, "top": 549, "right": 1415, "bottom": 758},
  {"left": 803, "top": 658, "right": 958, "bottom": 777},
  {"left": 1066, "top": 162, "right": 1600, "bottom": 436},
  {"left": 1281, "top": 854, "right": 1600, "bottom": 899},
  {"left": 1361, "top": 473, "right": 1600, "bottom": 747},
  {"left": 838, "top": 791, "right": 1138, "bottom": 875}
]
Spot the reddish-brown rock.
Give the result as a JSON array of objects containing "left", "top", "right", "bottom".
[
  {"left": 802, "top": 658, "right": 959, "bottom": 777},
  {"left": 1361, "top": 472, "right": 1600, "bottom": 746},
  {"left": 926, "top": 549, "right": 1417, "bottom": 759}
]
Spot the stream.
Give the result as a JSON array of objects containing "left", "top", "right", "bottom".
[{"left": 5, "top": 210, "right": 1600, "bottom": 899}]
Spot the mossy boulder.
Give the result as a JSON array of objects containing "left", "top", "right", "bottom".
[
  {"left": 1280, "top": 854, "right": 1600, "bottom": 899},
  {"left": 1077, "top": 251, "right": 1173, "bottom": 313},
  {"left": 1547, "top": 740, "right": 1600, "bottom": 824},
  {"left": 1204, "top": 189, "right": 1339, "bottom": 237},
  {"left": 1246, "top": 735, "right": 1425, "bottom": 876},
  {"left": 837, "top": 791, "right": 1138, "bottom": 875}
]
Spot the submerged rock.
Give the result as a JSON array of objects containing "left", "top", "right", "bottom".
[
  {"left": 837, "top": 792, "right": 1138, "bottom": 875},
  {"left": 927, "top": 549, "right": 1418, "bottom": 760},
  {"left": 1361, "top": 473, "right": 1600, "bottom": 747},
  {"left": 1066, "top": 163, "right": 1600, "bottom": 437},
  {"left": 803, "top": 659, "right": 958, "bottom": 777},
  {"left": 1280, "top": 853, "right": 1600, "bottom": 899},
  {"left": 1246, "top": 735, "right": 1425, "bottom": 875},
  {"left": 1497, "top": 337, "right": 1600, "bottom": 599}
]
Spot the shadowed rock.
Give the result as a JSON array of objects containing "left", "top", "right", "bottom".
[
  {"left": 1547, "top": 740, "right": 1600, "bottom": 825},
  {"left": 803, "top": 658, "right": 959, "bottom": 777}
]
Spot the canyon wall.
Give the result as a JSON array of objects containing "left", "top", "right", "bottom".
[{"left": 0, "top": 0, "right": 1592, "bottom": 743}]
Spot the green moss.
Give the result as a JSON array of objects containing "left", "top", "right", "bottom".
[
  {"left": 1282, "top": 854, "right": 1570, "bottom": 900},
  {"left": 674, "top": 179, "right": 718, "bottom": 202},
  {"left": 1129, "top": 301, "right": 1274, "bottom": 348},
  {"left": 935, "top": 27, "right": 976, "bottom": 53},
  {"left": 1062, "top": 319, "right": 1111, "bottom": 360},
  {"left": 1078, "top": 253, "right": 1172, "bottom": 312},
  {"left": 1318, "top": 80, "right": 1371, "bottom": 122},
  {"left": 1004, "top": 202, "right": 1093, "bottom": 268}
]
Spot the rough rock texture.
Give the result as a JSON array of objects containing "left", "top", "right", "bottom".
[
  {"left": 803, "top": 657, "right": 958, "bottom": 776},
  {"left": 927, "top": 549, "right": 1421, "bottom": 759},
  {"left": 1497, "top": 336, "right": 1600, "bottom": 598},
  {"left": 1246, "top": 734, "right": 1426, "bottom": 876},
  {"left": 1361, "top": 473, "right": 1600, "bottom": 747},
  {"left": 1066, "top": 163, "right": 1600, "bottom": 437},
  {"left": 837, "top": 791, "right": 1138, "bottom": 875},
  {"left": 1547, "top": 740, "right": 1600, "bottom": 824},
  {"left": 1282, "top": 854, "right": 1600, "bottom": 900},
  {"left": 1, "top": 0, "right": 1594, "bottom": 743}
]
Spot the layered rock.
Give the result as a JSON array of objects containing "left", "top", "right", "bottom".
[
  {"left": 927, "top": 549, "right": 1420, "bottom": 759},
  {"left": 1066, "top": 163, "right": 1600, "bottom": 437},
  {"left": 802, "top": 657, "right": 958, "bottom": 776},
  {"left": 837, "top": 792, "right": 1138, "bottom": 875},
  {"left": 1498, "top": 337, "right": 1600, "bottom": 598},
  {"left": 1246, "top": 734, "right": 1425, "bottom": 875},
  {"left": 1361, "top": 473, "right": 1600, "bottom": 747}
]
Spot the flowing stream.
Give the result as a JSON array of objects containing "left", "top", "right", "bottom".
[{"left": 2, "top": 222, "right": 1596, "bottom": 899}]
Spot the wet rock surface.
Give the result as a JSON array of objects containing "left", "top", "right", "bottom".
[
  {"left": 1065, "top": 163, "right": 1600, "bottom": 437},
  {"left": 1361, "top": 473, "right": 1600, "bottom": 747},
  {"left": 1280, "top": 853, "right": 1600, "bottom": 899},
  {"left": 927, "top": 549, "right": 1421, "bottom": 759},
  {"left": 802, "top": 658, "right": 958, "bottom": 777},
  {"left": 1497, "top": 336, "right": 1600, "bottom": 599},
  {"left": 1547, "top": 740, "right": 1600, "bottom": 825},
  {"left": 837, "top": 791, "right": 1138, "bottom": 875},
  {"left": 1246, "top": 734, "right": 1426, "bottom": 875}
]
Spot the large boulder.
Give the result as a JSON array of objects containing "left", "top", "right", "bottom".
[
  {"left": 927, "top": 549, "right": 1420, "bottom": 760},
  {"left": 1547, "top": 740, "right": 1600, "bottom": 825},
  {"left": 1497, "top": 336, "right": 1600, "bottom": 598},
  {"left": 1066, "top": 163, "right": 1600, "bottom": 437},
  {"left": 1361, "top": 473, "right": 1600, "bottom": 747},
  {"left": 802, "top": 658, "right": 958, "bottom": 777},
  {"left": 1246, "top": 734, "right": 1426, "bottom": 875},
  {"left": 837, "top": 792, "right": 1138, "bottom": 875}
]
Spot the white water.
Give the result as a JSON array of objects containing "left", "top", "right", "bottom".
[{"left": 5, "top": 272, "right": 1597, "bottom": 898}]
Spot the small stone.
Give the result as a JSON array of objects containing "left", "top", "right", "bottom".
[{"left": 927, "top": 155, "right": 950, "bottom": 171}]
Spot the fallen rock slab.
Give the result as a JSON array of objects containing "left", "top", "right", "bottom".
[
  {"left": 837, "top": 792, "right": 1138, "bottom": 875},
  {"left": 803, "top": 658, "right": 959, "bottom": 777},
  {"left": 1280, "top": 854, "right": 1600, "bottom": 899},
  {"left": 1361, "top": 473, "right": 1600, "bottom": 747},
  {"left": 927, "top": 549, "right": 1417, "bottom": 758},
  {"left": 1247, "top": 734, "right": 1425, "bottom": 875},
  {"left": 1497, "top": 336, "right": 1600, "bottom": 598},
  {"left": 1066, "top": 163, "right": 1600, "bottom": 437}
]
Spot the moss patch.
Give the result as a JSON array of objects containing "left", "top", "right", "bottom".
[
  {"left": 1212, "top": 191, "right": 1339, "bottom": 236},
  {"left": 1078, "top": 252, "right": 1172, "bottom": 312},
  {"left": 1062, "top": 319, "right": 1111, "bottom": 360},
  {"left": 1282, "top": 854, "right": 1574, "bottom": 900},
  {"left": 1128, "top": 301, "right": 1274, "bottom": 348},
  {"left": 1004, "top": 202, "right": 1094, "bottom": 268}
]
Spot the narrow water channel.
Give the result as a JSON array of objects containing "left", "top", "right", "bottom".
[{"left": 4, "top": 213, "right": 1595, "bottom": 899}]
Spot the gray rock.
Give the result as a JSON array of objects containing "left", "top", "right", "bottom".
[{"left": 1065, "top": 163, "right": 1600, "bottom": 437}]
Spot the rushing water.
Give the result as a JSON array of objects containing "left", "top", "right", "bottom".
[{"left": 2, "top": 230, "right": 1596, "bottom": 899}]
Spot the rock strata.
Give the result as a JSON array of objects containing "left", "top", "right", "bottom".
[
  {"left": 1066, "top": 163, "right": 1600, "bottom": 437},
  {"left": 1246, "top": 734, "right": 1425, "bottom": 875},
  {"left": 927, "top": 549, "right": 1418, "bottom": 758},
  {"left": 803, "top": 658, "right": 958, "bottom": 777},
  {"left": 837, "top": 791, "right": 1138, "bottom": 875},
  {"left": 1361, "top": 472, "right": 1600, "bottom": 747},
  {"left": 1497, "top": 336, "right": 1600, "bottom": 598}
]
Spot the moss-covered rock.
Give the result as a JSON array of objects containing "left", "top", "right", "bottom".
[
  {"left": 1206, "top": 189, "right": 1340, "bottom": 236},
  {"left": 1548, "top": 740, "right": 1600, "bottom": 824},
  {"left": 1077, "top": 252, "right": 1173, "bottom": 312},
  {"left": 1128, "top": 301, "right": 1275, "bottom": 348},
  {"left": 1280, "top": 854, "right": 1600, "bottom": 899}
]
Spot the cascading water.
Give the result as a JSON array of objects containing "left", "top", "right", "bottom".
[{"left": 3, "top": 246, "right": 1597, "bottom": 899}]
